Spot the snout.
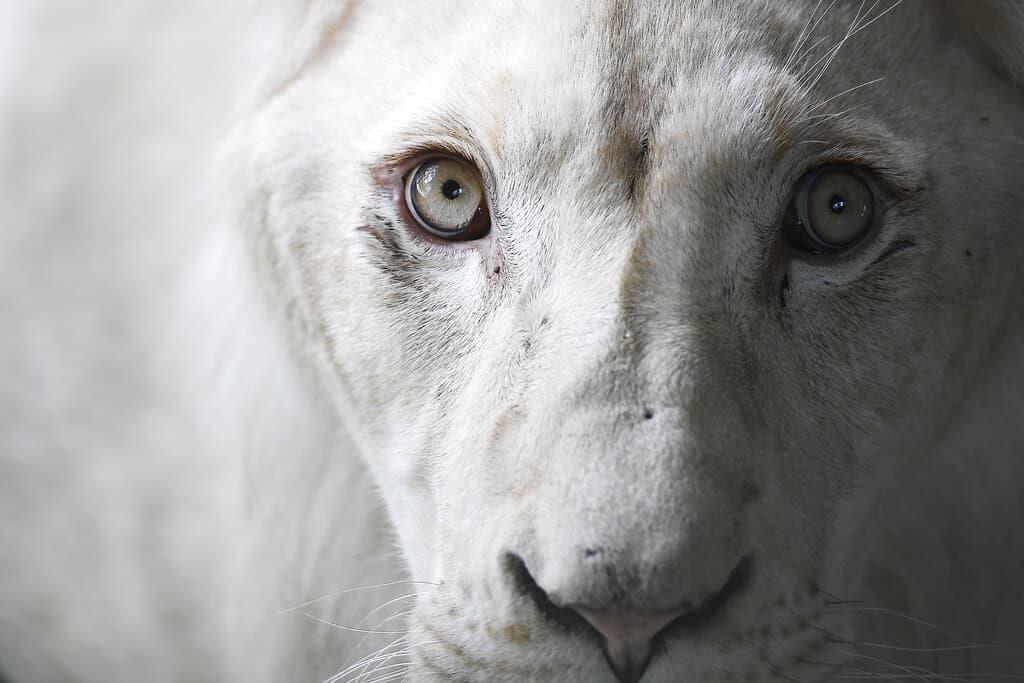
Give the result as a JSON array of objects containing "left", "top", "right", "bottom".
[{"left": 497, "top": 410, "right": 756, "bottom": 681}]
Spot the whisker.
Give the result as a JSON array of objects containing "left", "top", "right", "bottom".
[
  {"left": 857, "top": 641, "right": 1024, "bottom": 657},
  {"left": 827, "top": 607, "right": 976, "bottom": 645},
  {"left": 279, "top": 580, "right": 437, "bottom": 614},
  {"left": 834, "top": 665, "right": 907, "bottom": 682},
  {"left": 833, "top": 650, "right": 936, "bottom": 682},
  {"left": 799, "top": 0, "right": 903, "bottom": 101},
  {"left": 326, "top": 636, "right": 409, "bottom": 683},
  {"left": 350, "top": 594, "right": 421, "bottom": 656},
  {"left": 797, "top": 3, "right": 868, "bottom": 91},
  {"left": 372, "top": 610, "right": 414, "bottom": 629},
  {"left": 805, "top": 0, "right": 871, "bottom": 92},
  {"left": 802, "top": 0, "right": 904, "bottom": 98},
  {"left": 366, "top": 667, "right": 416, "bottom": 683},
  {"left": 784, "top": 0, "right": 831, "bottom": 71},
  {"left": 359, "top": 661, "right": 413, "bottom": 682},
  {"left": 301, "top": 610, "right": 406, "bottom": 635},
  {"left": 330, "top": 639, "right": 442, "bottom": 683},
  {"left": 838, "top": 674, "right": 1024, "bottom": 682},
  {"left": 804, "top": 77, "right": 886, "bottom": 114},
  {"left": 791, "top": 0, "right": 842, "bottom": 73},
  {"left": 843, "top": 0, "right": 905, "bottom": 42},
  {"left": 361, "top": 592, "right": 422, "bottom": 625}
]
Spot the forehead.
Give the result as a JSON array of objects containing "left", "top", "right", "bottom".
[
  {"left": 349, "top": 0, "right": 915, "bottom": 188},
  {"left": 362, "top": 2, "right": 888, "bottom": 109},
  {"left": 362, "top": 1, "right": 796, "bottom": 138}
]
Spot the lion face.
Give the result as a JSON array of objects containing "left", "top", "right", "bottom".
[{"left": 237, "top": 1, "right": 1024, "bottom": 679}]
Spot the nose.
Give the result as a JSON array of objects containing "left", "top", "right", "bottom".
[
  {"left": 576, "top": 609, "right": 688, "bottom": 683},
  {"left": 505, "top": 554, "right": 752, "bottom": 683}
]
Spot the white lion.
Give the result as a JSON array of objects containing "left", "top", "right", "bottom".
[{"left": 1, "top": 1, "right": 1022, "bottom": 682}]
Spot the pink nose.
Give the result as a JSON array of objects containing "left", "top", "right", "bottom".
[{"left": 575, "top": 608, "right": 689, "bottom": 682}]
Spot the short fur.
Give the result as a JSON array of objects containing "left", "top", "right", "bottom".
[{"left": 2, "top": 2, "right": 1023, "bottom": 681}]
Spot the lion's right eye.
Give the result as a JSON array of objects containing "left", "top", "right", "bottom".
[{"left": 403, "top": 157, "right": 491, "bottom": 241}]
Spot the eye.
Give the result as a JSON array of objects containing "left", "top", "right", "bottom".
[
  {"left": 403, "top": 156, "right": 491, "bottom": 241},
  {"left": 783, "top": 166, "right": 877, "bottom": 253}
]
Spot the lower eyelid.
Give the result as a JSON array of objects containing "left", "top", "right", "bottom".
[{"left": 863, "top": 238, "right": 917, "bottom": 272}]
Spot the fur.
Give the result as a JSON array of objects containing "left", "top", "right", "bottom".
[{"left": 2, "top": 1, "right": 1023, "bottom": 681}]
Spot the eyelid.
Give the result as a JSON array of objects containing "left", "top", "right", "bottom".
[
  {"left": 372, "top": 145, "right": 498, "bottom": 206},
  {"left": 371, "top": 140, "right": 497, "bottom": 196},
  {"left": 801, "top": 147, "right": 921, "bottom": 200}
]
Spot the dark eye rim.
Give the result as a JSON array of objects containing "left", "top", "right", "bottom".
[
  {"left": 401, "top": 155, "right": 492, "bottom": 243},
  {"left": 783, "top": 163, "right": 880, "bottom": 255}
]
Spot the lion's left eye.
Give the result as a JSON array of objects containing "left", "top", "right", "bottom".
[{"left": 783, "top": 166, "right": 877, "bottom": 253}]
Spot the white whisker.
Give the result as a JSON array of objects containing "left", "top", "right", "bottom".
[
  {"left": 278, "top": 580, "right": 437, "bottom": 614},
  {"left": 301, "top": 610, "right": 406, "bottom": 635},
  {"left": 804, "top": 0, "right": 870, "bottom": 92},
  {"left": 804, "top": 77, "right": 886, "bottom": 114},
  {"left": 835, "top": 650, "right": 938, "bottom": 682},
  {"left": 827, "top": 607, "right": 975, "bottom": 645},
  {"left": 858, "top": 641, "right": 1024, "bottom": 657},
  {"left": 326, "top": 636, "right": 409, "bottom": 683},
  {"left": 785, "top": 0, "right": 830, "bottom": 71}
]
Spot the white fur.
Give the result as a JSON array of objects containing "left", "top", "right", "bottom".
[{"left": 2, "top": 2, "right": 1022, "bottom": 682}]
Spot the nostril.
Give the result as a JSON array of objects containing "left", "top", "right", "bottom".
[{"left": 502, "top": 553, "right": 590, "bottom": 632}]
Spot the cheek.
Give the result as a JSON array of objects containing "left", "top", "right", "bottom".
[{"left": 321, "top": 273, "right": 495, "bottom": 445}]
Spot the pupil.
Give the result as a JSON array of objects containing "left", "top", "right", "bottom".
[
  {"left": 442, "top": 179, "right": 464, "bottom": 200},
  {"left": 830, "top": 194, "right": 847, "bottom": 214}
]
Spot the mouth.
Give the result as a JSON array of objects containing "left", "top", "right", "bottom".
[
  {"left": 602, "top": 556, "right": 755, "bottom": 682},
  {"left": 505, "top": 554, "right": 756, "bottom": 682}
]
